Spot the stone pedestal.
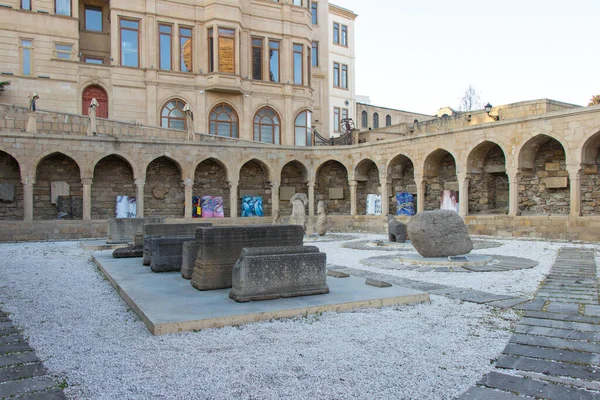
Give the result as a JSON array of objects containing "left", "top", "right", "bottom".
[{"left": 26, "top": 112, "right": 37, "bottom": 133}]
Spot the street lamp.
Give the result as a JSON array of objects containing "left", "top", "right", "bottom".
[{"left": 485, "top": 103, "right": 499, "bottom": 121}]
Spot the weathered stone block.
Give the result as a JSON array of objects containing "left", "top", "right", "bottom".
[
  {"left": 142, "top": 222, "right": 212, "bottom": 265},
  {"left": 387, "top": 214, "right": 407, "bottom": 242},
  {"left": 192, "top": 225, "right": 305, "bottom": 291},
  {"left": 444, "top": 181, "right": 459, "bottom": 191},
  {"left": 0, "top": 183, "right": 15, "bottom": 202},
  {"left": 229, "top": 246, "right": 329, "bottom": 302},
  {"left": 543, "top": 177, "right": 568, "bottom": 189},
  {"left": 107, "top": 217, "right": 165, "bottom": 244},
  {"left": 50, "top": 181, "right": 69, "bottom": 205},
  {"left": 112, "top": 245, "right": 143, "bottom": 258},
  {"left": 279, "top": 186, "right": 295, "bottom": 201},
  {"left": 181, "top": 241, "right": 198, "bottom": 279},
  {"left": 584, "top": 165, "right": 598, "bottom": 175},
  {"left": 150, "top": 236, "right": 195, "bottom": 273},
  {"left": 405, "top": 184, "right": 418, "bottom": 194},
  {"left": 407, "top": 210, "right": 473, "bottom": 257},
  {"left": 545, "top": 162, "right": 561, "bottom": 171},
  {"left": 329, "top": 188, "right": 344, "bottom": 200}
]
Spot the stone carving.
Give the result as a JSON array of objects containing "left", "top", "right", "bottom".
[
  {"left": 142, "top": 222, "right": 212, "bottom": 266},
  {"left": 152, "top": 183, "right": 169, "bottom": 199},
  {"left": 316, "top": 200, "right": 327, "bottom": 236},
  {"left": 50, "top": 181, "right": 69, "bottom": 205},
  {"left": 191, "top": 225, "right": 305, "bottom": 291},
  {"left": 289, "top": 193, "right": 308, "bottom": 231},
  {"left": 28, "top": 90, "right": 39, "bottom": 112},
  {"left": 87, "top": 97, "right": 99, "bottom": 136},
  {"left": 0, "top": 183, "right": 15, "bottom": 203},
  {"left": 387, "top": 214, "right": 407, "bottom": 243},
  {"left": 407, "top": 210, "right": 473, "bottom": 257},
  {"left": 150, "top": 236, "right": 195, "bottom": 273},
  {"left": 229, "top": 246, "right": 329, "bottom": 302}
]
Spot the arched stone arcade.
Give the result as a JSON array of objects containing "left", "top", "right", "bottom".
[
  {"left": 423, "top": 149, "right": 457, "bottom": 211},
  {"left": 34, "top": 153, "right": 83, "bottom": 220},
  {"left": 144, "top": 156, "right": 185, "bottom": 218},
  {"left": 387, "top": 154, "right": 415, "bottom": 215},
  {"left": 354, "top": 159, "right": 380, "bottom": 215},
  {"left": 0, "top": 151, "right": 23, "bottom": 220},
  {"left": 316, "top": 160, "right": 350, "bottom": 215},
  {"left": 91, "top": 155, "right": 136, "bottom": 219},
  {"left": 466, "top": 142, "right": 509, "bottom": 215}
]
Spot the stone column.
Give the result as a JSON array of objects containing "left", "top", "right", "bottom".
[
  {"left": 82, "top": 178, "right": 93, "bottom": 221},
  {"left": 135, "top": 179, "right": 145, "bottom": 218},
  {"left": 22, "top": 176, "right": 35, "bottom": 222},
  {"left": 308, "top": 181, "right": 315, "bottom": 217},
  {"left": 270, "top": 180, "right": 280, "bottom": 218},
  {"left": 568, "top": 168, "right": 582, "bottom": 217},
  {"left": 457, "top": 172, "right": 469, "bottom": 217},
  {"left": 183, "top": 178, "right": 194, "bottom": 219},
  {"left": 380, "top": 173, "right": 389, "bottom": 216},
  {"left": 229, "top": 179, "right": 239, "bottom": 218},
  {"left": 416, "top": 176, "right": 426, "bottom": 213},
  {"left": 349, "top": 180, "right": 357, "bottom": 216},
  {"left": 507, "top": 171, "right": 521, "bottom": 216}
]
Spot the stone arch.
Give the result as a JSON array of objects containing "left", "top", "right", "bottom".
[
  {"left": 33, "top": 149, "right": 84, "bottom": 180},
  {"left": 144, "top": 156, "right": 185, "bottom": 218},
  {"left": 239, "top": 159, "right": 272, "bottom": 217},
  {"left": 466, "top": 141, "right": 509, "bottom": 215},
  {"left": 0, "top": 150, "right": 24, "bottom": 220},
  {"left": 34, "top": 152, "right": 82, "bottom": 220},
  {"left": 82, "top": 85, "right": 108, "bottom": 119},
  {"left": 518, "top": 134, "right": 569, "bottom": 215},
  {"left": 355, "top": 158, "right": 380, "bottom": 215},
  {"left": 386, "top": 154, "right": 416, "bottom": 215},
  {"left": 193, "top": 157, "right": 231, "bottom": 218},
  {"left": 385, "top": 115, "right": 392, "bottom": 127},
  {"left": 91, "top": 154, "right": 136, "bottom": 219},
  {"left": 279, "top": 160, "right": 310, "bottom": 217},
  {"left": 316, "top": 160, "right": 350, "bottom": 215},
  {"left": 580, "top": 130, "right": 600, "bottom": 215},
  {"left": 91, "top": 151, "right": 139, "bottom": 181},
  {"left": 423, "top": 148, "right": 457, "bottom": 211}
]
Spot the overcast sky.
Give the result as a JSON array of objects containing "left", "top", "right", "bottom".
[{"left": 334, "top": 0, "right": 599, "bottom": 115}]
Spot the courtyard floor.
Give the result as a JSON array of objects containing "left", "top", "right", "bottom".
[{"left": 0, "top": 234, "right": 598, "bottom": 399}]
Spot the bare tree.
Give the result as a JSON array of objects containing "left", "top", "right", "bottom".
[
  {"left": 589, "top": 95, "right": 600, "bottom": 106},
  {"left": 458, "top": 85, "right": 483, "bottom": 111}
]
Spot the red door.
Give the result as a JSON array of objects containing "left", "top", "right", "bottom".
[{"left": 82, "top": 85, "right": 108, "bottom": 119}]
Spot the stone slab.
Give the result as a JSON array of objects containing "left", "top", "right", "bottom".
[
  {"left": 586, "top": 305, "right": 600, "bottom": 317},
  {"left": 112, "top": 245, "right": 143, "bottom": 259},
  {"left": 457, "top": 386, "right": 525, "bottom": 400},
  {"left": 0, "top": 352, "right": 38, "bottom": 368},
  {"left": 547, "top": 302, "right": 581, "bottom": 314},
  {"left": 486, "top": 298, "right": 531, "bottom": 309},
  {"left": 150, "top": 236, "right": 195, "bottom": 273},
  {"left": 543, "top": 177, "right": 568, "bottom": 189},
  {"left": 80, "top": 240, "right": 127, "bottom": 251},
  {"left": 396, "top": 253, "right": 492, "bottom": 267},
  {"left": 0, "top": 334, "right": 25, "bottom": 345},
  {"left": 496, "top": 355, "right": 600, "bottom": 381},
  {"left": 92, "top": 252, "right": 429, "bottom": 335},
  {"left": 17, "top": 389, "right": 67, "bottom": 400},
  {"left": 524, "top": 311, "right": 600, "bottom": 326},
  {"left": 365, "top": 279, "right": 392, "bottom": 288},
  {"left": 329, "top": 187, "right": 344, "bottom": 200},
  {"left": 142, "top": 222, "right": 213, "bottom": 265},
  {"left": 181, "top": 241, "right": 197, "bottom": 280},
  {"left": 509, "top": 333, "right": 600, "bottom": 354},
  {"left": 0, "top": 183, "right": 15, "bottom": 202},
  {"left": 0, "top": 363, "right": 46, "bottom": 382},
  {"left": 503, "top": 343, "right": 600, "bottom": 365},
  {"left": 107, "top": 217, "right": 165, "bottom": 244},
  {"left": 521, "top": 317, "right": 600, "bottom": 333},
  {"left": 0, "top": 376, "right": 57, "bottom": 399},
  {"left": 514, "top": 325, "right": 600, "bottom": 342},
  {"left": 327, "top": 270, "right": 350, "bottom": 278},
  {"left": 445, "top": 291, "right": 514, "bottom": 304},
  {"left": 0, "top": 342, "right": 32, "bottom": 354}
]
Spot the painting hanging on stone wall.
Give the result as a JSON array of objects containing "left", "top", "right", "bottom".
[
  {"left": 241, "top": 196, "right": 264, "bottom": 217},
  {"left": 440, "top": 190, "right": 459, "bottom": 213},
  {"left": 192, "top": 196, "right": 202, "bottom": 218},
  {"left": 115, "top": 196, "right": 136, "bottom": 218},
  {"left": 396, "top": 192, "right": 415, "bottom": 216},
  {"left": 366, "top": 194, "right": 382, "bottom": 215},
  {"left": 200, "top": 196, "right": 225, "bottom": 218}
]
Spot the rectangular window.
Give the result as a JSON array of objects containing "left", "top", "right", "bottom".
[
  {"left": 341, "top": 108, "right": 348, "bottom": 123},
  {"left": 85, "top": 6, "right": 102, "bottom": 32},
  {"left": 269, "top": 40, "right": 280, "bottom": 82},
  {"left": 218, "top": 28, "right": 235, "bottom": 73},
  {"left": 85, "top": 57, "right": 103, "bottom": 64},
  {"left": 208, "top": 28, "right": 214, "bottom": 72},
  {"left": 293, "top": 43, "right": 303, "bottom": 85},
  {"left": 120, "top": 19, "right": 139, "bottom": 67},
  {"left": 341, "top": 64, "right": 348, "bottom": 89},
  {"left": 341, "top": 25, "right": 348, "bottom": 46},
  {"left": 311, "top": 2, "right": 317, "bottom": 25},
  {"left": 333, "top": 62, "right": 339, "bottom": 87},
  {"left": 159, "top": 24, "right": 172, "bottom": 70},
  {"left": 333, "top": 107, "right": 340, "bottom": 132},
  {"left": 333, "top": 23, "right": 339, "bottom": 44},
  {"left": 21, "top": 39, "right": 32, "bottom": 76},
  {"left": 252, "top": 37, "right": 263, "bottom": 80},
  {"left": 180, "top": 27, "right": 192, "bottom": 72},
  {"left": 21, "top": 0, "right": 31, "bottom": 10},
  {"left": 311, "top": 41, "right": 318, "bottom": 67},
  {"left": 55, "top": 0, "right": 71, "bottom": 16},
  {"left": 292, "top": 0, "right": 302, "bottom": 5},
  {"left": 55, "top": 43, "right": 72, "bottom": 60}
]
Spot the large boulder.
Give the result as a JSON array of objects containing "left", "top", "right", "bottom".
[{"left": 407, "top": 210, "right": 473, "bottom": 257}]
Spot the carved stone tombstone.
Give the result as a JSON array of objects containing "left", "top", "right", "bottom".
[
  {"left": 289, "top": 193, "right": 308, "bottom": 232},
  {"left": 316, "top": 200, "right": 327, "bottom": 236}
]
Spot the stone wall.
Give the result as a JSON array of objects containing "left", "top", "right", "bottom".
[
  {"left": 389, "top": 157, "right": 415, "bottom": 215},
  {"left": 144, "top": 157, "right": 185, "bottom": 218},
  {"left": 238, "top": 161, "right": 271, "bottom": 217},
  {"left": 0, "top": 151, "right": 23, "bottom": 220},
  {"left": 279, "top": 162, "right": 308, "bottom": 217},
  {"left": 581, "top": 151, "right": 600, "bottom": 215},
  {"left": 91, "top": 155, "right": 136, "bottom": 219},
  {"left": 356, "top": 162, "right": 380, "bottom": 215},
  {"left": 193, "top": 159, "right": 231, "bottom": 218},
  {"left": 316, "top": 161, "right": 350, "bottom": 215},
  {"left": 425, "top": 153, "right": 456, "bottom": 210},
  {"left": 34, "top": 154, "right": 82, "bottom": 220},
  {"left": 468, "top": 145, "right": 509, "bottom": 214},
  {"left": 520, "top": 139, "right": 570, "bottom": 215}
]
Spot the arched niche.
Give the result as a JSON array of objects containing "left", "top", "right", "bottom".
[
  {"left": 466, "top": 141, "right": 508, "bottom": 214},
  {"left": 423, "top": 149, "right": 457, "bottom": 211},
  {"left": 316, "top": 160, "right": 350, "bottom": 215},
  {"left": 144, "top": 156, "right": 184, "bottom": 218},
  {"left": 34, "top": 153, "right": 82, "bottom": 220},
  {"left": 355, "top": 159, "right": 380, "bottom": 215},
  {"left": 0, "top": 151, "right": 23, "bottom": 220},
  {"left": 387, "top": 154, "right": 415, "bottom": 215},
  {"left": 92, "top": 155, "right": 135, "bottom": 219},
  {"left": 239, "top": 159, "right": 271, "bottom": 217},
  {"left": 279, "top": 160, "right": 309, "bottom": 217},
  {"left": 193, "top": 158, "right": 230, "bottom": 218},
  {"left": 580, "top": 131, "right": 600, "bottom": 215}
]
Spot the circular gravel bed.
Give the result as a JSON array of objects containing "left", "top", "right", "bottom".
[{"left": 343, "top": 239, "right": 504, "bottom": 252}]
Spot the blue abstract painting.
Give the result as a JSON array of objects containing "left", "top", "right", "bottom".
[{"left": 241, "top": 196, "right": 264, "bottom": 217}]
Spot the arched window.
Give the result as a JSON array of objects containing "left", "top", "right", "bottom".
[
  {"left": 209, "top": 103, "right": 239, "bottom": 138},
  {"left": 161, "top": 99, "right": 186, "bottom": 130},
  {"left": 294, "top": 110, "right": 312, "bottom": 146},
  {"left": 386, "top": 115, "right": 392, "bottom": 126},
  {"left": 254, "top": 107, "right": 281, "bottom": 144},
  {"left": 373, "top": 113, "right": 379, "bottom": 129},
  {"left": 361, "top": 110, "right": 368, "bottom": 128}
]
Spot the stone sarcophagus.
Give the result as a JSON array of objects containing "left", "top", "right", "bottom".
[
  {"left": 142, "top": 222, "right": 212, "bottom": 266},
  {"left": 191, "top": 225, "right": 305, "bottom": 291},
  {"left": 107, "top": 217, "right": 165, "bottom": 244},
  {"left": 229, "top": 246, "right": 329, "bottom": 303},
  {"left": 181, "top": 241, "right": 198, "bottom": 280},
  {"left": 150, "top": 236, "right": 195, "bottom": 273}
]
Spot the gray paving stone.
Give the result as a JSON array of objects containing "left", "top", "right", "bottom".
[
  {"left": 509, "top": 333, "right": 600, "bottom": 354},
  {"left": 457, "top": 386, "right": 526, "bottom": 399},
  {"left": 521, "top": 317, "right": 600, "bottom": 333},
  {"left": 0, "top": 376, "right": 57, "bottom": 398},
  {"left": 18, "top": 389, "right": 67, "bottom": 400},
  {"left": 446, "top": 291, "right": 514, "bottom": 304},
  {"left": 428, "top": 287, "right": 470, "bottom": 295},
  {"left": 0, "top": 327, "right": 19, "bottom": 335},
  {"left": 496, "top": 355, "right": 600, "bottom": 381},
  {"left": 0, "top": 334, "right": 25, "bottom": 345},
  {"left": 0, "top": 322, "right": 13, "bottom": 330},
  {"left": 0, "top": 352, "right": 39, "bottom": 368},
  {"left": 546, "top": 302, "right": 581, "bottom": 314},
  {"left": 486, "top": 298, "right": 531, "bottom": 309},
  {"left": 503, "top": 343, "right": 600, "bottom": 365},
  {"left": 0, "top": 342, "right": 32, "bottom": 355},
  {"left": 478, "top": 371, "right": 599, "bottom": 400},
  {"left": 514, "top": 325, "right": 600, "bottom": 342},
  {"left": 513, "top": 300, "right": 546, "bottom": 311},
  {"left": 0, "top": 362, "right": 47, "bottom": 382},
  {"left": 586, "top": 305, "right": 600, "bottom": 318},
  {"left": 0, "top": 317, "right": 9, "bottom": 323},
  {"left": 524, "top": 311, "right": 600, "bottom": 326}
]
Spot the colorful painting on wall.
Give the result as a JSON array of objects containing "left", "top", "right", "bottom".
[
  {"left": 115, "top": 196, "right": 136, "bottom": 218},
  {"left": 192, "top": 195, "right": 224, "bottom": 218},
  {"left": 396, "top": 192, "right": 415, "bottom": 216},
  {"left": 366, "top": 194, "right": 382, "bottom": 215},
  {"left": 192, "top": 196, "right": 202, "bottom": 218},
  {"left": 440, "top": 190, "right": 459, "bottom": 213},
  {"left": 241, "top": 196, "right": 264, "bottom": 217}
]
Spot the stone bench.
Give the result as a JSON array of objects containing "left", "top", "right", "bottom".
[
  {"left": 191, "top": 225, "right": 305, "bottom": 291},
  {"left": 107, "top": 217, "right": 165, "bottom": 244},
  {"left": 150, "top": 236, "right": 195, "bottom": 273},
  {"left": 142, "top": 222, "right": 212, "bottom": 266},
  {"left": 229, "top": 246, "right": 329, "bottom": 302}
]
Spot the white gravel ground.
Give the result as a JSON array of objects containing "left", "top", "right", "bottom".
[{"left": 0, "top": 236, "right": 561, "bottom": 400}]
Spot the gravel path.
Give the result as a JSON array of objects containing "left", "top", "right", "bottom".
[{"left": 0, "top": 238, "right": 530, "bottom": 399}]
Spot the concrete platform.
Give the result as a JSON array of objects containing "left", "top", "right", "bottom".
[
  {"left": 80, "top": 240, "right": 127, "bottom": 251},
  {"left": 92, "top": 252, "right": 430, "bottom": 335}
]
